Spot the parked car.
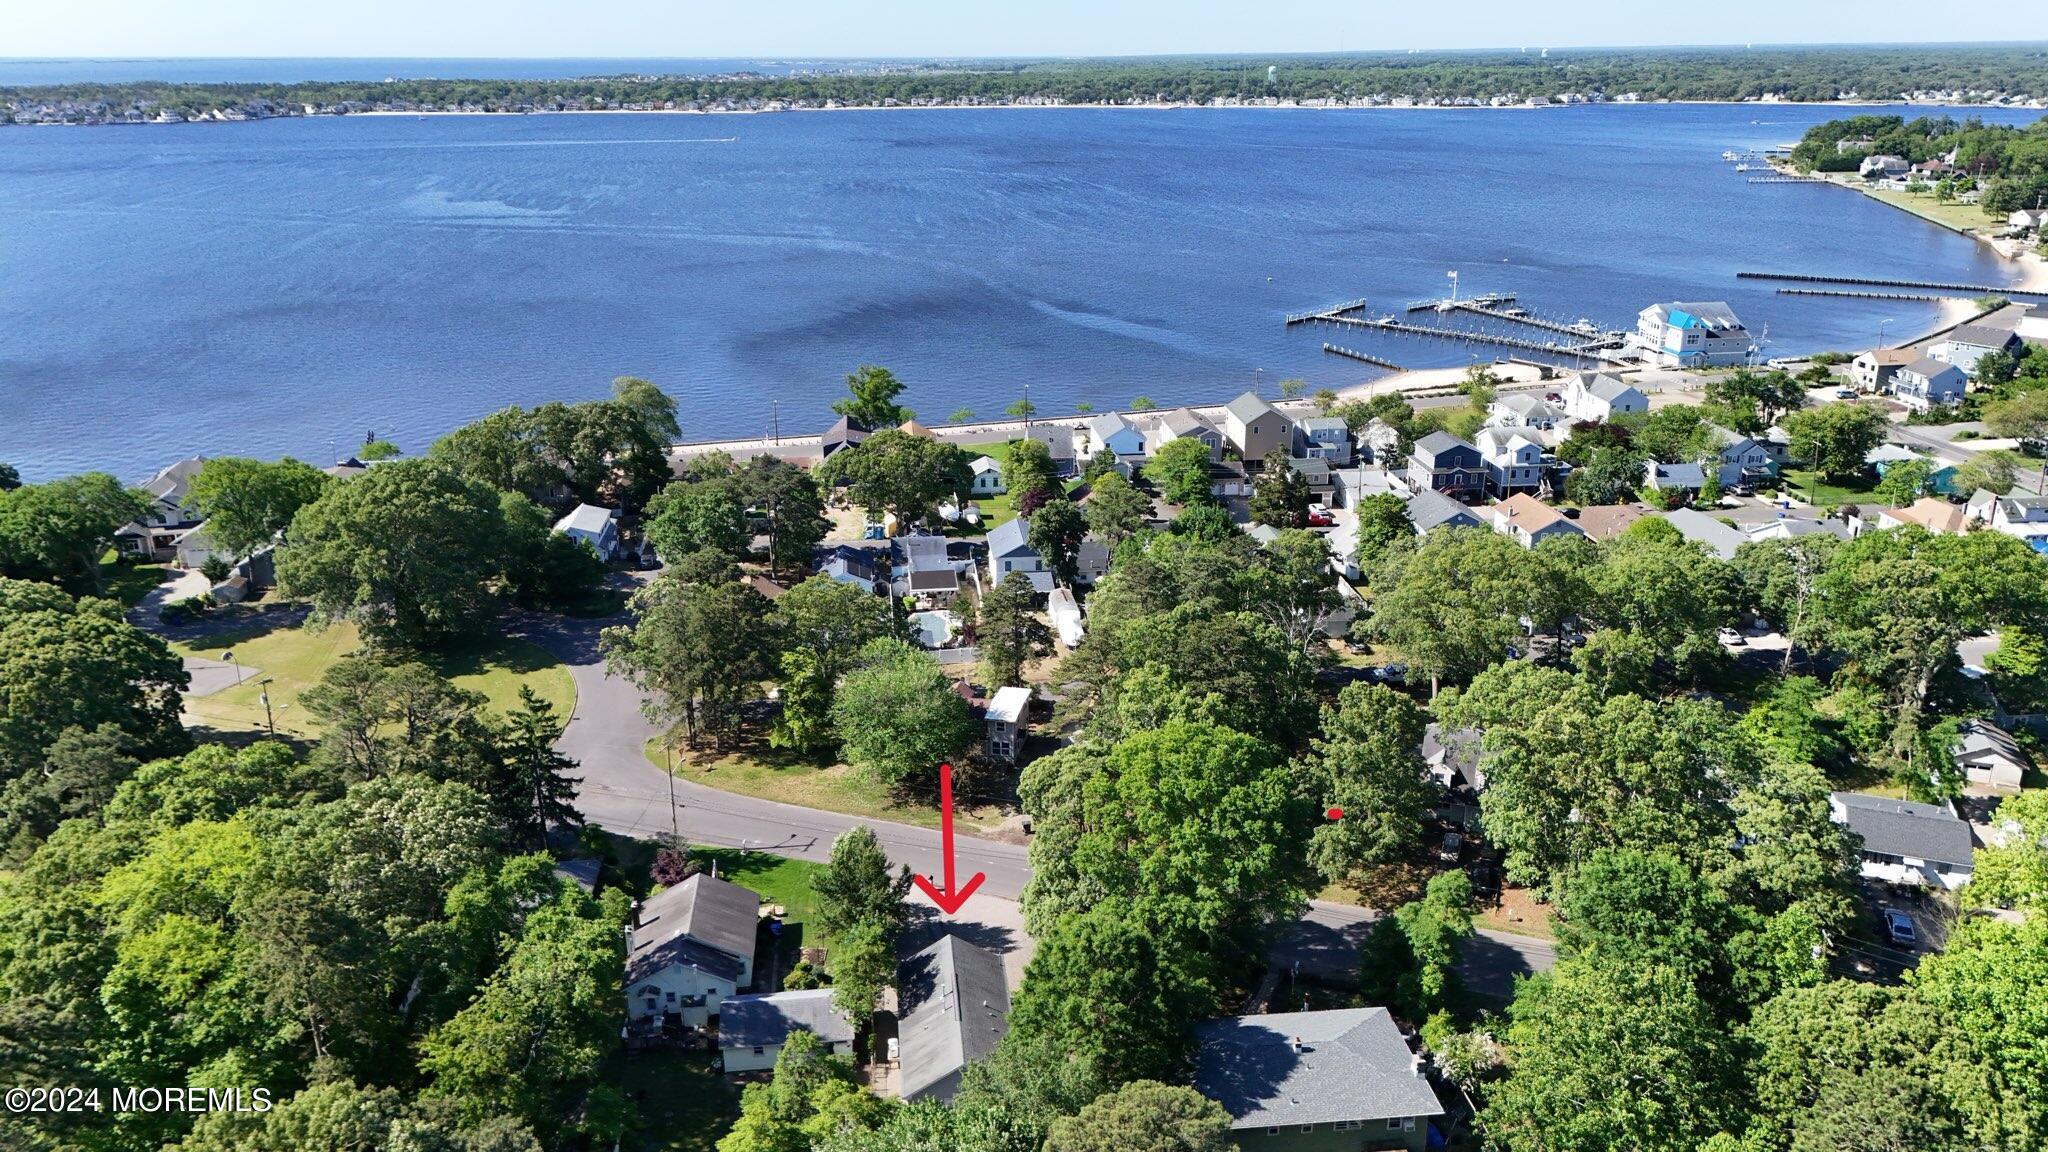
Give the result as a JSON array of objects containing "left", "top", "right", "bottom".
[
  {"left": 1438, "top": 831, "right": 1464, "bottom": 863},
  {"left": 1718, "top": 627, "right": 1745, "bottom": 646},
  {"left": 1306, "top": 503, "right": 1335, "bottom": 527},
  {"left": 1834, "top": 387, "right": 1858, "bottom": 400},
  {"left": 1883, "top": 906, "right": 1917, "bottom": 948}
]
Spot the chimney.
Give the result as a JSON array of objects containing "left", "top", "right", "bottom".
[
  {"left": 629, "top": 899, "right": 643, "bottom": 929},
  {"left": 1291, "top": 1036, "right": 1305, "bottom": 1053}
]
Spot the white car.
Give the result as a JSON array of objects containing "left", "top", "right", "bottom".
[{"left": 1718, "top": 627, "right": 1745, "bottom": 646}]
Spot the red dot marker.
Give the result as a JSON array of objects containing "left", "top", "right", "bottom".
[{"left": 1325, "top": 806, "right": 1343, "bottom": 821}]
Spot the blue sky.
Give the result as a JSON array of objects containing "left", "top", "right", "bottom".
[{"left": 10, "top": 0, "right": 2046, "bottom": 58}]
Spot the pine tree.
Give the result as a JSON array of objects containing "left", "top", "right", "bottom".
[{"left": 500, "top": 686, "right": 583, "bottom": 850}]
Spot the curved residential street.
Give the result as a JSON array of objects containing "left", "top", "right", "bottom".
[{"left": 522, "top": 612, "right": 1553, "bottom": 995}]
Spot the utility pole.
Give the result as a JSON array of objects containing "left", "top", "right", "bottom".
[
  {"left": 771, "top": 399, "right": 780, "bottom": 445},
  {"left": 666, "top": 740, "right": 679, "bottom": 845}
]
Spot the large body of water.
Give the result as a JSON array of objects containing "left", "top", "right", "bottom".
[{"left": 2, "top": 102, "right": 2042, "bottom": 480}]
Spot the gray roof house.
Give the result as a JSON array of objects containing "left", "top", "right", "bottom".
[
  {"left": 1934, "top": 323, "right": 2020, "bottom": 375},
  {"left": 820, "top": 416, "right": 870, "bottom": 459},
  {"left": 139, "top": 456, "right": 207, "bottom": 527},
  {"left": 1829, "top": 791, "right": 1975, "bottom": 891},
  {"left": 1193, "top": 1008, "right": 1444, "bottom": 1152},
  {"left": 1643, "top": 461, "right": 1708, "bottom": 492},
  {"left": 1954, "top": 720, "right": 2028, "bottom": 791},
  {"left": 1148, "top": 407, "right": 1224, "bottom": 461},
  {"left": 1084, "top": 412, "right": 1147, "bottom": 460},
  {"left": 1663, "top": 507, "right": 1747, "bottom": 561},
  {"left": 626, "top": 872, "right": 761, "bottom": 989},
  {"left": 1405, "top": 432, "right": 1486, "bottom": 501},
  {"left": 1023, "top": 424, "right": 1081, "bottom": 476},
  {"left": 1889, "top": 357, "right": 1968, "bottom": 412},
  {"left": 1422, "top": 723, "right": 1485, "bottom": 792},
  {"left": 891, "top": 533, "right": 961, "bottom": 601},
  {"left": 1294, "top": 415, "right": 1354, "bottom": 463},
  {"left": 897, "top": 935, "right": 1010, "bottom": 1103},
  {"left": 1404, "top": 489, "right": 1483, "bottom": 536},
  {"left": 820, "top": 545, "right": 882, "bottom": 594},
  {"left": 1223, "top": 391, "right": 1293, "bottom": 464},
  {"left": 719, "top": 989, "right": 855, "bottom": 1073},
  {"left": 986, "top": 517, "right": 1052, "bottom": 594}
]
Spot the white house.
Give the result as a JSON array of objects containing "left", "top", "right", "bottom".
[
  {"left": 1888, "top": 357, "right": 1968, "bottom": 412},
  {"left": 1474, "top": 427, "right": 1546, "bottom": 497},
  {"left": 968, "top": 456, "right": 1005, "bottom": 496},
  {"left": 1561, "top": 373, "right": 1648, "bottom": 422},
  {"left": 1966, "top": 490, "right": 2048, "bottom": 547},
  {"left": 1932, "top": 323, "right": 2020, "bottom": 376},
  {"left": 1851, "top": 348, "right": 1917, "bottom": 393},
  {"left": 719, "top": 989, "right": 854, "bottom": 1074},
  {"left": 1488, "top": 493, "right": 1585, "bottom": 549},
  {"left": 1829, "top": 791, "right": 1974, "bottom": 891},
  {"left": 2010, "top": 207, "right": 2048, "bottom": 231},
  {"left": 2019, "top": 303, "right": 2048, "bottom": 345},
  {"left": 1634, "top": 301, "right": 1752, "bottom": 368},
  {"left": 1083, "top": 412, "right": 1147, "bottom": 462},
  {"left": 1485, "top": 393, "right": 1567, "bottom": 434},
  {"left": 1706, "top": 425, "right": 1779, "bottom": 487},
  {"left": 139, "top": 456, "right": 207, "bottom": 527},
  {"left": 625, "top": 873, "right": 761, "bottom": 1028},
  {"left": 553, "top": 503, "right": 621, "bottom": 562},
  {"left": 985, "top": 517, "right": 1050, "bottom": 594},
  {"left": 985, "top": 686, "right": 1031, "bottom": 762},
  {"left": 1859, "top": 154, "right": 1910, "bottom": 178}
]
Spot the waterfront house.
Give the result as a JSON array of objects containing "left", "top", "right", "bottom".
[
  {"left": 1485, "top": 393, "right": 1566, "bottom": 434},
  {"left": 1223, "top": 392, "right": 1294, "bottom": 465},
  {"left": 1634, "top": 302, "right": 1752, "bottom": 368},
  {"left": 720, "top": 990, "right": 854, "bottom": 1074},
  {"left": 1664, "top": 507, "right": 1746, "bottom": 561},
  {"left": 1933, "top": 323, "right": 2020, "bottom": 376},
  {"left": 1474, "top": 427, "right": 1545, "bottom": 497},
  {"left": 1560, "top": 373, "right": 1648, "bottom": 423},
  {"left": 1886, "top": 358, "right": 1968, "bottom": 411},
  {"left": 1147, "top": 407, "right": 1225, "bottom": 461},
  {"left": 552, "top": 503, "right": 621, "bottom": 563},
  {"left": 898, "top": 419, "right": 936, "bottom": 439},
  {"left": 137, "top": 456, "right": 207, "bottom": 529},
  {"left": 2009, "top": 207, "right": 2048, "bottom": 232},
  {"left": 1083, "top": 412, "right": 1147, "bottom": 463},
  {"left": 985, "top": 517, "right": 1051, "bottom": 594},
  {"left": 1859, "top": 154, "right": 1910, "bottom": 178},
  {"left": 820, "top": 416, "right": 870, "bottom": 459},
  {"left": 1953, "top": 721, "right": 2028, "bottom": 791},
  {"left": 1878, "top": 497, "right": 1971, "bottom": 536},
  {"left": 1294, "top": 416, "right": 1354, "bottom": 463},
  {"left": 985, "top": 685, "right": 1031, "bottom": 762},
  {"left": 1851, "top": 348, "right": 1916, "bottom": 393},
  {"left": 897, "top": 935, "right": 1010, "bottom": 1104},
  {"left": 1405, "top": 432, "right": 1486, "bottom": 502},
  {"left": 1192, "top": 1008, "right": 1444, "bottom": 1152},
  {"left": 1022, "top": 424, "right": 1081, "bottom": 477},
  {"left": 968, "top": 455, "right": 1004, "bottom": 496},
  {"left": 1829, "top": 791, "right": 1973, "bottom": 890},
  {"left": 1404, "top": 489, "right": 1483, "bottom": 537},
  {"left": 625, "top": 872, "right": 760, "bottom": 1028},
  {"left": 1488, "top": 493, "right": 1584, "bottom": 549},
  {"left": 2018, "top": 303, "right": 2048, "bottom": 345}
]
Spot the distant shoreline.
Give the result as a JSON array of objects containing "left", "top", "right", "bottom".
[{"left": 11, "top": 95, "right": 2046, "bottom": 129}]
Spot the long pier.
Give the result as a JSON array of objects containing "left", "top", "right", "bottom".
[
  {"left": 1775, "top": 288, "right": 1949, "bottom": 302},
  {"left": 1404, "top": 292, "right": 1516, "bottom": 313},
  {"left": 1739, "top": 271, "right": 2048, "bottom": 298},
  {"left": 1322, "top": 314, "right": 1617, "bottom": 357},
  {"left": 1322, "top": 343, "right": 1404, "bottom": 371},
  {"left": 1284, "top": 298, "right": 1373, "bottom": 325},
  {"left": 1450, "top": 300, "right": 1612, "bottom": 339},
  {"left": 1747, "top": 176, "right": 1829, "bottom": 185}
]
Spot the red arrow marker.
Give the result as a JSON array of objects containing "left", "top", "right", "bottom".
[{"left": 912, "top": 761, "right": 985, "bottom": 915}]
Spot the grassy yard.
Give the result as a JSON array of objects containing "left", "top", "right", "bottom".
[
  {"left": 606, "top": 1049, "right": 742, "bottom": 1152},
  {"left": 1852, "top": 182, "right": 2006, "bottom": 236},
  {"left": 649, "top": 738, "right": 1012, "bottom": 835},
  {"left": 1775, "top": 468, "right": 1880, "bottom": 509},
  {"left": 172, "top": 620, "right": 574, "bottom": 737},
  {"left": 98, "top": 556, "right": 175, "bottom": 609}
]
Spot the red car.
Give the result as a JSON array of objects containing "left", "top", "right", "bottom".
[{"left": 1306, "top": 503, "right": 1335, "bottom": 527}]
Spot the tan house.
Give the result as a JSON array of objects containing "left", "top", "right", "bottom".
[{"left": 1223, "top": 391, "right": 1293, "bottom": 464}]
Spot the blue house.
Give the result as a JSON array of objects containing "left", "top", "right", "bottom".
[{"left": 1867, "top": 445, "right": 1959, "bottom": 494}]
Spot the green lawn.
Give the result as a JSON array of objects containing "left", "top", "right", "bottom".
[
  {"left": 98, "top": 554, "right": 174, "bottom": 609},
  {"left": 971, "top": 489, "right": 1018, "bottom": 532},
  {"left": 648, "top": 738, "right": 1012, "bottom": 836},
  {"left": 1852, "top": 182, "right": 2005, "bottom": 236},
  {"left": 605, "top": 1049, "right": 742, "bottom": 1152},
  {"left": 1775, "top": 468, "right": 1880, "bottom": 509},
  {"left": 172, "top": 620, "right": 574, "bottom": 737}
]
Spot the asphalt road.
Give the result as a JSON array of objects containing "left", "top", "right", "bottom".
[{"left": 522, "top": 612, "right": 1554, "bottom": 995}]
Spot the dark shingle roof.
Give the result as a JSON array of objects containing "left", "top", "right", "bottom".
[
  {"left": 1193, "top": 1008, "right": 1444, "bottom": 1129},
  {"left": 720, "top": 989, "right": 854, "bottom": 1050},
  {"left": 897, "top": 935, "right": 1010, "bottom": 1102},
  {"left": 625, "top": 872, "right": 759, "bottom": 985},
  {"left": 1405, "top": 489, "right": 1481, "bottom": 534},
  {"left": 1830, "top": 792, "right": 1974, "bottom": 869}
]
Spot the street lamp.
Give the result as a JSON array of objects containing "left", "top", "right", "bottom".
[
  {"left": 1878, "top": 317, "right": 1894, "bottom": 348},
  {"left": 222, "top": 649, "right": 242, "bottom": 686}
]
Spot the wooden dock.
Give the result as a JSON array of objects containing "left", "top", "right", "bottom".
[
  {"left": 1284, "top": 298, "right": 1373, "bottom": 325},
  {"left": 1739, "top": 271, "right": 2048, "bottom": 298},
  {"left": 1746, "top": 176, "right": 1829, "bottom": 185},
  {"left": 1322, "top": 343, "right": 1403, "bottom": 371},
  {"left": 1321, "top": 314, "right": 1618, "bottom": 357},
  {"left": 1404, "top": 291, "right": 1516, "bottom": 313},
  {"left": 1449, "top": 300, "right": 1613, "bottom": 340}
]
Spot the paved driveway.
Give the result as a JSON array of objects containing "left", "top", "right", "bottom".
[{"left": 523, "top": 612, "right": 1553, "bottom": 993}]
